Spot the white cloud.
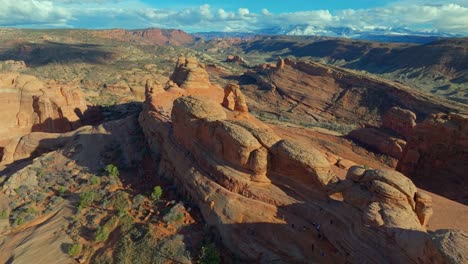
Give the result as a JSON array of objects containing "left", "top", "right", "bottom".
[
  {"left": 0, "top": 0, "right": 467, "bottom": 35},
  {"left": 238, "top": 8, "right": 250, "bottom": 17},
  {"left": 0, "top": 0, "right": 71, "bottom": 27},
  {"left": 261, "top": 8, "right": 272, "bottom": 16}
]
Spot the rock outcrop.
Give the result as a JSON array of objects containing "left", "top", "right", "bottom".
[
  {"left": 169, "top": 56, "right": 214, "bottom": 90},
  {"left": 382, "top": 107, "right": 417, "bottom": 139},
  {"left": 226, "top": 55, "right": 246, "bottom": 64},
  {"left": 328, "top": 166, "right": 432, "bottom": 229},
  {"left": 138, "top": 58, "right": 462, "bottom": 263},
  {"left": 348, "top": 127, "right": 406, "bottom": 159},
  {"left": 222, "top": 83, "right": 248, "bottom": 113},
  {"left": 397, "top": 113, "right": 468, "bottom": 203},
  {"left": 0, "top": 73, "right": 89, "bottom": 165},
  {"left": 0, "top": 73, "right": 87, "bottom": 136}
]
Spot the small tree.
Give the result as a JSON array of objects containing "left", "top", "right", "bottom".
[
  {"left": 151, "top": 186, "right": 163, "bottom": 201},
  {"left": 105, "top": 164, "right": 119, "bottom": 178}
]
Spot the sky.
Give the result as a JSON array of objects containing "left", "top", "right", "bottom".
[{"left": 0, "top": 0, "right": 467, "bottom": 35}]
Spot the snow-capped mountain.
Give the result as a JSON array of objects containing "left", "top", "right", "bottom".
[{"left": 254, "top": 25, "right": 461, "bottom": 43}]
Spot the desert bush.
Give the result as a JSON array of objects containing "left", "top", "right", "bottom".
[
  {"left": 31, "top": 192, "right": 46, "bottom": 203},
  {"left": 0, "top": 210, "right": 9, "bottom": 219},
  {"left": 119, "top": 214, "right": 134, "bottom": 233},
  {"left": 11, "top": 206, "right": 38, "bottom": 227},
  {"left": 78, "top": 190, "right": 98, "bottom": 210},
  {"left": 112, "top": 191, "right": 130, "bottom": 215},
  {"left": 95, "top": 215, "right": 119, "bottom": 243},
  {"left": 105, "top": 164, "right": 120, "bottom": 178},
  {"left": 162, "top": 203, "right": 185, "bottom": 224},
  {"left": 94, "top": 227, "right": 110, "bottom": 243},
  {"left": 15, "top": 185, "right": 30, "bottom": 198},
  {"left": 151, "top": 186, "right": 163, "bottom": 201},
  {"left": 89, "top": 175, "right": 101, "bottom": 185},
  {"left": 58, "top": 186, "right": 68, "bottom": 194},
  {"left": 68, "top": 243, "right": 82, "bottom": 257},
  {"left": 132, "top": 194, "right": 145, "bottom": 209},
  {"left": 198, "top": 243, "right": 221, "bottom": 264},
  {"left": 114, "top": 225, "right": 191, "bottom": 264}
]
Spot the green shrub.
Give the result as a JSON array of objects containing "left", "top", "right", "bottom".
[
  {"left": 0, "top": 210, "right": 9, "bottom": 219},
  {"left": 78, "top": 190, "right": 98, "bottom": 210},
  {"left": 94, "top": 227, "right": 110, "bottom": 243},
  {"left": 13, "top": 217, "right": 25, "bottom": 226},
  {"left": 151, "top": 186, "right": 163, "bottom": 201},
  {"left": 68, "top": 243, "right": 82, "bottom": 257},
  {"left": 95, "top": 215, "right": 119, "bottom": 243},
  {"left": 58, "top": 186, "right": 67, "bottom": 194},
  {"left": 105, "top": 164, "right": 119, "bottom": 178},
  {"left": 89, "top": 175, "right": 101, "bottom": 185},
  {"left": 198, "top": 243, "right": 221, "bottom": 264}
]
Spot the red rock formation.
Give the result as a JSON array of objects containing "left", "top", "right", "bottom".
[
  {"left": 168, "top": 56, "right": 216, "bottom": 90},
  {"left": 138, "top": 58, "right": 460, "bottom": 263},
  {"left": 222, "top": 83, "right": 248, "bottom": 113},
  {"left": 348, "top": 127, "right": 406, "bottom": 159},
  {"left": 383, "top": 107, "right": 417, "bottom": 139},
  {"left": 92, "top": 28, "right": 193, "bottom": 46},
  {"left": 397, "top": 113, "right": 468, "bottom": 203},
  {"left": 226, "top": 55, "right": 246, "bottom": 64},
  {"left": 0, "top": 73, "right": 89, "bottom": 165}
]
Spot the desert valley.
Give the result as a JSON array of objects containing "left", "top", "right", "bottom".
[{"left": 0, "top": 9, "right": 467, "bottom": 264}]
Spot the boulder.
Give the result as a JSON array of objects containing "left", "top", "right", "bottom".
[{"left": 382, "top": 107, "right": 416, "bottom": 138}]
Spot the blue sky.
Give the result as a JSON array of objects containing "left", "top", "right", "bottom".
[{"left": 0, "top": 0, "right": 467, "bottom": 35}]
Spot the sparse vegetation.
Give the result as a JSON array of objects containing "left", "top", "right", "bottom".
[
  {"left": 78, "top": 190, "right": 98, "bottom": 210},
  {"left": 198, "top": 243, "right": 221, "bottom": 264}
]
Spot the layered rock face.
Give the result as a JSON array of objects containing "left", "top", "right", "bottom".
[
  {"left": 397, "top": 113, "right": 468, "bottom": 203},
  {"left": 244, "top": 58, "right": 465, "bottom": 159},
  {"left": 0, "top": 73, "right": 88, "bottom": 164},
  {"left": 138, "top": 58, "right": 460, "bottom": 263}
]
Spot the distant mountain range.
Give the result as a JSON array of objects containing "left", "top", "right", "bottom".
[{"left": 194, "top": 25, "right": 463, "bottom": 44}]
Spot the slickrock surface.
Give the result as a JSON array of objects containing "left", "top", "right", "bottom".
[{"left": 138, "top": 58, "right": 467, "bottom": 263}]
